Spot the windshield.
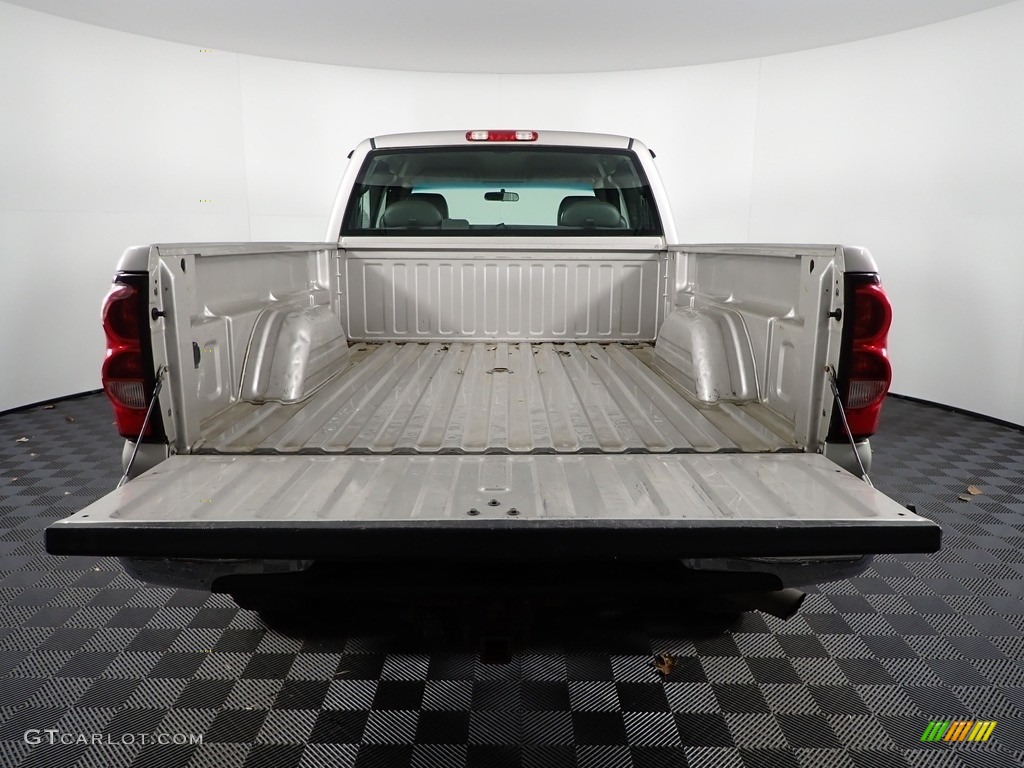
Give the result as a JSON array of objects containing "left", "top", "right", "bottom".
[{"left": 342, "top": 147, "right": 662, "bottom": 236}]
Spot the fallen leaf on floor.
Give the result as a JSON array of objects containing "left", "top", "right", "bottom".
[
  {"left": 65, "top": 416, "right": 76, "bottom": 423},
  {"left": 41, "top": 405, "right": 55, "bottom": 410},
  {"left": 651, "top": 652, "right": 675, "bottom": 676},
  {"left": 957, "top": 494, "right": 972, "bottom": 502},
  {"left": 557, "top": 349, "right": 571, "bottom": 357},
  {"left": 16, "top": 437, "right": 29, "bottom": 443},
  {"left": 966, "top": 485, "right": 983, "bottom": 495},
  {"left": 486, "top": 367, "right": 512, "bottom": 374},
  {"left": 590, "top": 355, "right": 599, "bottom": 360}
]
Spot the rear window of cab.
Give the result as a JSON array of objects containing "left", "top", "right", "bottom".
[{"left": 342, "top": 147, "right": 662, "bottom": 236}]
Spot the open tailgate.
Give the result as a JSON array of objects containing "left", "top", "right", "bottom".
[{"left": 46, "top": 453, "right": 940, "bottom": 559}]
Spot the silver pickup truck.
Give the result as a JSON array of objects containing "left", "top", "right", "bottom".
[{"left": 47, "top": 130, "right": 940, "bottom": 619}]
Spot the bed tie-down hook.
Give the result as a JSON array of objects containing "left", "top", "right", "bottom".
[
  {"left": 117, "top": 365, "right": 168, "bottom": 488},
  {"left": 825, "top": 364, "right": 872, "bottom": 486}
]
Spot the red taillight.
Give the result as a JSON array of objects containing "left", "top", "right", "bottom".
[
  {"left": 832, "top": 276, "right": 892, "bottom": 439},
  {"left": 850, "top": 282, "right": 891, "bottom": 342},
  {"left": 466, "top": 130, "right": 538, "bottom": 142},
  {"left": 102, "top": 283, "right": 141, "bottom": 344},
  {"left": 102, "top": 278, "right": 153, "bottom": 438}
]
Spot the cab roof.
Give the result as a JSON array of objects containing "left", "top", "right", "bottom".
[{"left": 371, "top": 130, "right": 634, "bottom": 150}]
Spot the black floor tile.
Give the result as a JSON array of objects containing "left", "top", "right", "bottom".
[
  {"left": 414, "top": 710, "right": 471, "bottom": 743},
  {"left": 0, "top": 394, "right": 1020, "bottom": 766},
  {"left": 273, "top": 679, "right": 331, "bottom": 710},
  {"left": 572, "top": 712, "right": 629, "bottom": 745},
  {"left": 674, "top": 712, "right": 732, "bottom": 747},
  {"left": 308, "top": 710, "right": 368, "bottom": 744},
  {"left": 522, "top": 680, "right": 572, "bottom": 711},
  {"left": 616, "top": 682, "right": 670, "bottom": 712},
  {"left": 174, "top": 678, "right": 234, "bottom": 709},
  {"left": 354, "top": 744, "right": 414, "bottom": 767},
  {"left": 372, "top": 680, "right": 425, "bottom": 710}
]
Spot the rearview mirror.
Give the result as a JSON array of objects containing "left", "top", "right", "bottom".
[{"left": 484, "top": 189, "right": 519, "bottom": 202}]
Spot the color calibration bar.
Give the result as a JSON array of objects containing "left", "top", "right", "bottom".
[{"left": 921, "top": 721, "right": 996, "bottom": 742}]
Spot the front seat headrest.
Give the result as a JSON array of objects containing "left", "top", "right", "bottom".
[
  {"left": 559, "top": 199, "right": 624, "bottom": 228},
  {"left": 408, "top": 193, "right": 449, "bottom": 219},
  {"left": 382, "top": 199, "right": 443, "bottom": 228},
  {"left": 557, "top": 195, "right": 596, "bottom": 222}
]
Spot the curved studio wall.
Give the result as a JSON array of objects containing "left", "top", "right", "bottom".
[{"left": 1, "top": 0, "right": 1022, "bottom": 424}]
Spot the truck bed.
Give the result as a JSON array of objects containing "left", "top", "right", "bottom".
[
  {"left": 47, "top": 243, "right": 942, "bottom": 564},
  {"left": 195, "top": 341, "right": 795, "bottom": 455}
]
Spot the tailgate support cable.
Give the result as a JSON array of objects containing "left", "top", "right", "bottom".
[
  {"left": 117, "top": 365, "right": 167, "bottom": 488},
  {"left": 825, "top": 365, "right": 873, "bottom": 487}
]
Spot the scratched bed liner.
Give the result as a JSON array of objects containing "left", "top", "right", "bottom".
[{"left": 194, "top": 342, "right": 797, "bottom": 455}]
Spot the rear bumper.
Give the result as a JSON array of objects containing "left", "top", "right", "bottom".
[
  {"left": 51, "top": 516, "right": 939, "bottom": 560},
  {"left": 118, "top": 554, "right": 871, "bottom": 594}
]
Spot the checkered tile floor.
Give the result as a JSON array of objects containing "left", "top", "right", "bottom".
[{"left": 0, "top": 393, "right": 1022, "bottom": 767}]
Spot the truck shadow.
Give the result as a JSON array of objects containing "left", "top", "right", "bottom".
[
  {"left": 219, "top": 558, "right": 782, "bottom": 654},
  {"left": 216, "top": 559, "right": 796, "bottom": 661},
  {"left": 248, "top": 597, "right": 751, "bottom": 663}
]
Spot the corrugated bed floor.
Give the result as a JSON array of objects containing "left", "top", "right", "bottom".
[
  {"left": 1, "top": 393, "right": 1023, "bottom": 768},
  {"left": 197, "top": 342, "right": 793, "bottom": 455}
]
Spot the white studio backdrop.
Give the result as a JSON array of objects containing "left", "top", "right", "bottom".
[{"left": 1, "top": 0, "right": 1022, "bottom": 424}]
